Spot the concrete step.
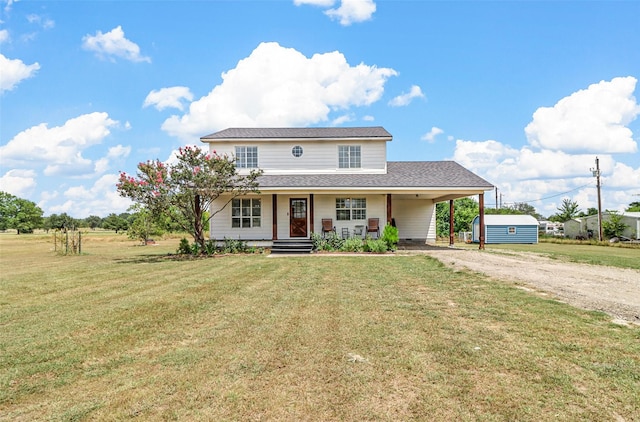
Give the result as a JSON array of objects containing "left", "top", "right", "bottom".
[{"left": 271, "top": 239, "right": 314, "bottom": 254}]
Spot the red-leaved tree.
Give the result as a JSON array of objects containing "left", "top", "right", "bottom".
[{"left": 117, "top": 146, "right": 262, "bottom": 251}]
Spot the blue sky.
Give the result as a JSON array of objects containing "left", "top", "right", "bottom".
[{"left": 1, "top": 0, "right": 639, "bottom": 218}]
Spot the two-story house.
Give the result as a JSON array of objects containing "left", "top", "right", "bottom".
[{"left": 200, "top": 127, "right": 493, "bottom": 247}]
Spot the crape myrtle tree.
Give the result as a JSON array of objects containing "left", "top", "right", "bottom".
[{"left": 117, "top": 145, "right": 262, "bottom": 252}]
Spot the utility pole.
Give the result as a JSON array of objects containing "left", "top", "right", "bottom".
[
  {"left": 495, "top": 187, "right": 499, "bottom": 209},
  {"left": 591, "top": 157, "right": 603, "bottom": 241}
]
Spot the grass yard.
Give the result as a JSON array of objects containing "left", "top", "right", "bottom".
[
  {"left": 448, "top": 239, "right": 640, "bottom": 270},
  {"left": 1, "top": 233, "right": 639, "bottom": 421}
]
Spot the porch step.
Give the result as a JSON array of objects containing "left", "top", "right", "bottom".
[{"left": 270, "top": 239, "right": 314, "bottom": 254}]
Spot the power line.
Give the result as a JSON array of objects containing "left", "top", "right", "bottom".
[{"left": 499, "top": 180, "right": 596, "bottom": 207}]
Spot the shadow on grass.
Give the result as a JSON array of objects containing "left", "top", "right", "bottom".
[{"left": 114, "top": 253, "right": 225, "bottom": 264}]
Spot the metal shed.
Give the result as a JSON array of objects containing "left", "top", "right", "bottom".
[{"left": 472, "top": 214, "right": 539, "bottom": 244}]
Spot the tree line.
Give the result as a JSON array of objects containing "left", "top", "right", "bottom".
[
  {"left": 435, "top": 197, "right": 640, "bottom": 239},
  {"left": 0, "top": 192, "right": 136, "bottom": 234}
]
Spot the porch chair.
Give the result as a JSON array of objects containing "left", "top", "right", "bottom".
[
  {"left": 321, "top": 218, "right": 335, "bottom": 238},
  {"left": 366, "top": 218, "right": 380, "bottom": 238}
]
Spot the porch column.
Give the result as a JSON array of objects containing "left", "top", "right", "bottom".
[
  {"left": 386, "top": 194, "right": 392, "bottom": 225},
  {"left": 449, "top": 199, "right": 455, "bottom": 247},
  {"left": 272, "top": 194, "right": 278, "bottom": 240},
  {"left": 479, "top": 193, "right": 485, "bottom": 250},
  {"left": 309, "top": 194, "right": 315, "bottom": 234}
]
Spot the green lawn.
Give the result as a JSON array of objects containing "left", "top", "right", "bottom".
[
  {"left": 1, "top": 233, "right": 639, "bottom": 421},
  {"left": 447, "top": 239, "right": 640, "bottom": 270}
]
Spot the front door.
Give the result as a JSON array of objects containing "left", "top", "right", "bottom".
[{"left": 290, "top": 198, "right": 307, "bottom": 237}]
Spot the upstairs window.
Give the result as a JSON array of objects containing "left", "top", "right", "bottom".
[
  {"left": 235, "top": 146, "right": 258, "bottom": 168},
  {"left": 336, "top": 198, "right": 366, "bottom": 221},
  {"left": 338, "top": 145, "right": 361, "bottom": 168}
]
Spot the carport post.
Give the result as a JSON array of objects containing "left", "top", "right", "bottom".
[
  {"left": 479, "top": 193, "right": 485, "bottom": 250},
  {"left": 449, "top": 199, "right": 455, "bottom": 247}
]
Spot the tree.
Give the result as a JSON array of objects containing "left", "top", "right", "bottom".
[
  {"left": 47, "top": 213, "right": 77, "bottom": 231},
  {"left": 117, "top": 145, "right": 262, "bottom": 251},
  {"left": 602, "top": 211, "right": 629, "bottom": 239},
  {"left": 84, "top": 215, "right": 103, "bottom": 230},
  {"left": 510, "top": 202, "right": 543, "bottom": 220},
  {"left": 626, "top": 201, "right": 640, "bottom": 212},
  {"left": 555, "top": 198, "right": 581, "bottom": 222},
  {"left": 102, "top": 213, "right": 129, "bottom": 233},
  {"left": 436, "top": 197, "right": 479, "bottom": 237},
  {"left": 0, "top": 192, "right": 44, "bottom": 234},
  {"left": 127, "top": 206, "right": 164, "bottom": 245}
]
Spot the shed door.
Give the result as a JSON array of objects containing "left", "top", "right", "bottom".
[{"left": 289, "top": 198, "right": 307, "bottom": 237}]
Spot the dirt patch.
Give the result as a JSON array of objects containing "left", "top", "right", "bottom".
[{"left": 407, "top": 248, "right": 640, "bottom": 325}]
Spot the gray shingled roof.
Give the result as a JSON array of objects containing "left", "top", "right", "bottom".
[
  {"left": 201, "top": 127, "right": 392, "bottom": 141},
  {"left": 257, "top": 161, "right": 493, "bottom": 189}
]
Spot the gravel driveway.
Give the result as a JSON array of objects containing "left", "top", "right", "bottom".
[{"left": 411, "top": 247, "right": 640, "bottom": 326}]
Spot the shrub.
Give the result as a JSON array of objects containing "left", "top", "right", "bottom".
[
  {"left": 222, "top": 237, "right": 248, "bottom": 254},
  {"left": 203, "top": 239, "right": 217, "bottom": 255},
  {"left": 341, "top": 237, "right": 364, "bottom": 252},
  {"left": 177, "top": 238, "right": 191, "bottom": 255},
  {"left": 364, "top": 238, "right": 388, "bottom": 253},
  {"left": 311, "top": 232, "right": 326, "bottom": 251},
  {"left": 381, "top": 224, "right": 399, "bottom": 251},
  {"left": 325, "top": 231, "right": 344, "bottom": 250}
]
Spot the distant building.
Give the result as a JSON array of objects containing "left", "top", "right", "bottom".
[
  {"left": 538, "top": 220, "right": 564, "bottom": 237},
  {"left": 472, "top": 214, "right": 539, "bottom": 244},
  {"left": 563, "top": 212, "right": 640, "bottom": 240}
]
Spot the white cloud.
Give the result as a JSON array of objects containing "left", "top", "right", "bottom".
[
  {"left": 325, "top": 0, "right": 376, "bottom": 25},
  {"left": 106, "top": 144, "right": 131, "bottom": 159},
  {"left": 0, "top": 53, "right": 40, "bottom": 93},
  {"left": 26, "top": 14, "right": 54, "bottom": 29},
  {"left": 294, "top": 0, "right": 335, "bottom": 6},
  {"left": 294, "top": 0, "right": 376, "bottom": 25},
  {"left": 389, "top": 85, "right": 425, "bottom": 107},
  {"left": 3, "top": 0, "right": 18, "bottom": 13},
  {"left": 0, "top": 112, "right": 118, "bottom": 176},
  {"left": 161, "top": 42, "right": 397, "bottom": 141},
  {"left": 82, "top": 26, "right": 151, "bottom": 63},
  {"left": 452, "top": 139, "right": 520, "bottom": 173},
  {"left": 53, "top": 174, "right": 133, "bottom": 218},
  {"left": 605, "top": 162, "right": 640, "bottom": 189},
  {"left": 331, "top": 114, "right": 354, "bottom": 125},
  {"left": 421, "top": 126, "right": 443, "bottom": 143},
  {"left": 0, "top": 169, "right": 37, "bottom": 197},
  {"left": 144, "top": 86, "right": 194, "bottom": 111},
  {"left": 362, "top": 115, "right": 375, "bottom": 121},
  {"left": 0, "top": 29, "right": 9, "bottom": 43},
  {"left": 525, "top": 76, "right": 639, "bottom": 153},
  {"left": 450, "top": 77, "right": 640, "bottom": 216}
]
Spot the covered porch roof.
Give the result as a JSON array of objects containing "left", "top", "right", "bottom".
[{"left": 255, "top": 161, "right": 494, "bottom": 202}]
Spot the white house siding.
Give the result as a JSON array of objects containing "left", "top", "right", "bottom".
[
  {"left": 206, "top": 140, "right": 387, "bottom": 174},
  {"left": 392, "top": 199, "right": 436, "bottom": 243},
  {"left": 313, "top": 194, "right": 387, "bottom": 237},
  {"left": 209, "top": 195, "right": 273, "bottom": 241}
]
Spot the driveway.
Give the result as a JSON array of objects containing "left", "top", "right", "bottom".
[{"left": 406, "top": 247, "right": 640, "bottom": 326}]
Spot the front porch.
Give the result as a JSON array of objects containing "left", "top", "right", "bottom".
[{"left": 209, "top": 191, "right": 488, "bottom": 249}]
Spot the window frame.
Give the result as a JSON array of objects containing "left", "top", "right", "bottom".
[
  {"left": 508, "top": 226, "right": 517, "bottom": 235},
  {"left": 235, "top": 146, "right": 258, "bottom": 169},
  {"left": 338, "top": 145, "right": 361, "bottom": 169},
  {"left": 231, "top": 198, "right": 261, "bottom": 228},
  {"left": 335, "top": 197, "right": 366, "bottom": 221}
]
